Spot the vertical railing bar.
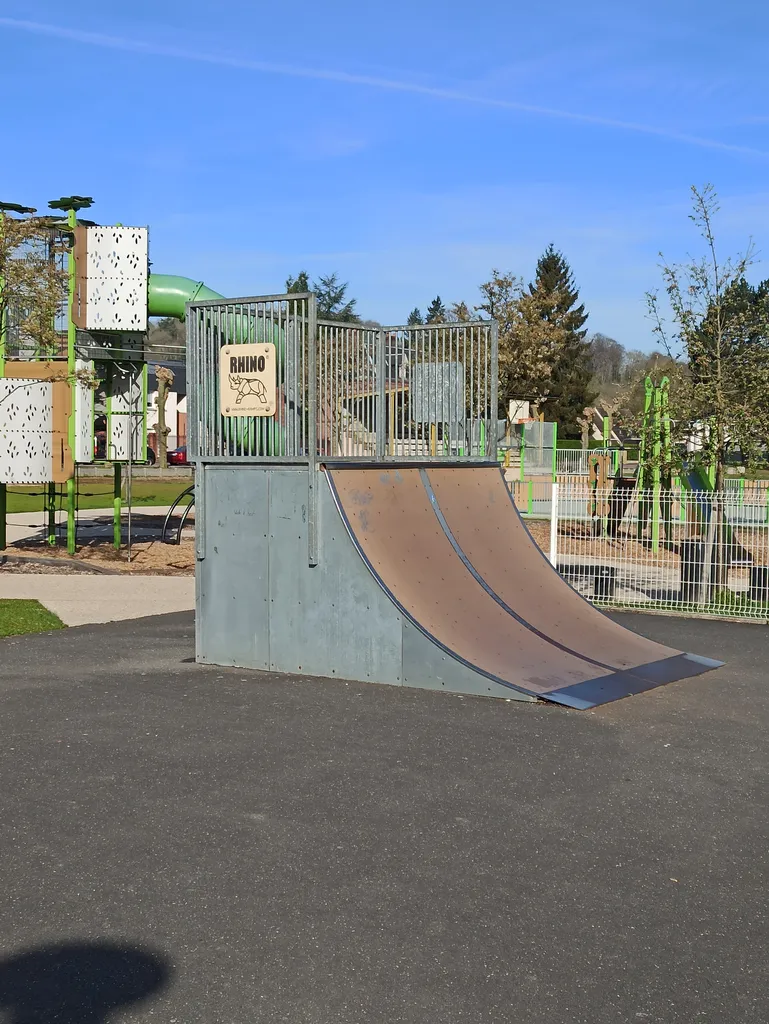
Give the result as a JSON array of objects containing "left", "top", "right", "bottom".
[
  {"left": 440, "top": 325, "right": 445, "bottom": 458},
  {"left": 462, "top": 324, "right": 467, "bottom": 460},
  {"left": 421, "top": 326, "right": 425, "bottom": 457},
  {"left": 451, "top": 326, "right": 456, "bottom": 459},
  {"left": 469, "top": 324, "right": 475, "bottom": 456},
  {"left": 477, "top": 322, "right": 483, "bottom": 458},
  {"left": 187, "top": 306, "right": 196, "bottom": 458},
  {"left": 215, "top": 304, "right": 222, "bottom": 458},
  {"left": 307, "top": 294, "right": 318, "bottom": 565},
  {"left": 490, "top": 320, "right": 499, "bottom": 462}
]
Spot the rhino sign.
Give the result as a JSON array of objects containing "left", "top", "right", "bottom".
[
  {"left": 219, "top": 344, "right": 277, "bottom": 417},
  {"left": 229, "top": 374, "right": 268, "bottom": 406}
]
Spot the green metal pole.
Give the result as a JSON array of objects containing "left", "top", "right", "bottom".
[
  {"left": 637, "top": 377, "right": 653, "bottom": 540},
  {"left": 66, "top": 207, "right": 77, "bottom": 554},
  {"left": 47, "top": 482, "right": 57, "bottom": 546},
  {"left": 527, "top": 480, "right": 533, "bottom": 515},
  {"left": 0, "top": 215, "right": 4, "bottom": 548},
  {"left": 651, "top": 383, "right": 661, "bottom": 553},
  {"left": 0, "top": 212, "right": 6, "bottom": 377},
  {"left": 113, "top": 462, "right": 122, "bottom": 550}
]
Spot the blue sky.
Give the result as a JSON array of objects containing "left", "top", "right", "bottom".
[{"left": 2, "top": 1, "right": 768, "bottom": 348}]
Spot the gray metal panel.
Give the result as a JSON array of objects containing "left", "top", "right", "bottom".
[
  {"left": 401, "top": 621, "right": 536, "bottom": 702},
  {"left": 410, "top": 361, "right": 465, "bottom": 424},
  {"left": 267, "top": 469, "right": 402, "bottom": 683},
  {"left": 197, "top": 466, "right": 270, "bottom": 669}
]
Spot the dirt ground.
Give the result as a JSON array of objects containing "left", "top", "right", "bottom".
[
  {"left": 4, "top": 512, "right": 763, "bottom": 577},
  {"left": 519, "top": 516, "right": 767, "bottom": 569},
  {"left": 0, "top": 540, "right": 195, "bottom": 576}
]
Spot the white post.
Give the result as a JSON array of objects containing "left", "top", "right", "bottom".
[{"left": 549, "top": 482, "right": 559, "bottom": 566}]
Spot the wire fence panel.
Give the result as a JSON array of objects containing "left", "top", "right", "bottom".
[
  {"left": 188, "top": 293, "right": 314, "bottom": 461},
  {"left": 547, "top": 483, "right": 769, "bottom": 622},
  {"left": 317, "top": 320, "right": 498, "bottom": 460},
  {"left": 189, "top": 295, "right": 500, "bottom": 464},
  {"left": 316, "top": 321, "right": 380, "bottom": 458},
  {"left": 555, "top": 449, "right": 592, "bottom": 476}
]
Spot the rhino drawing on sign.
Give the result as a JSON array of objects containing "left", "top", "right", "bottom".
[{"left": 229, "top": 374, "right": 268, "bottom": 406}]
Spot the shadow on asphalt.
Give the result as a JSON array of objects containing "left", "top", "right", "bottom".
[{"left": 0, "top": 942, "right": 170, "bottom": 1023}]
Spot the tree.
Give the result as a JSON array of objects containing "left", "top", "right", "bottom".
[
  {"left": 286, "top": 271, "right": 360, "bottom": 322},
  {"left": 648, "top": 185, "right": 769, "bottom": 592},
  {"left": 0, "top": 212, "right": 67, "bottom": 360},
  {"left": 147, "top": 316, "right": 185, "bottom": 357},
  {"left": 154, "top": 365, "right": 175, "bottom": 470},
  {"left": 314, "top": 273, "right": 360, "bottom": 322},
  {"left": 648, "top": 184, "right": 769, "bottom": 491},
  {"left": 407, "top": 307, "right": 423, "bottom": 325},
  {"left": 286, "top": 270, "right": 310, "bottom": 294},
  {"left": 448, "top": 301, "right": 472, "bottom": 322},
  {"left": 425, "top": 296, "right": 447, "bottom": 323},
  {"left": 589, "top": 333, "right": 625, "bottom": 385},
  {"left": 476, "top": 269, "right": 567, "bottom": 412},
  {"left": 527, "top": 244, "right": 595, "bottom": 436}
]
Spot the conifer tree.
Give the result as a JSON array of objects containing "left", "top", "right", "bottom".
[
  {"left": 425, "top": 296, "right": 447, "bottom": 323},
  {"left": 527, "top": 244, "right": 595, "bottom": 435}
]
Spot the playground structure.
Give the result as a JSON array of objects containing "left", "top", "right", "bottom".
[
  {"left": 632, "top": 377, "right": 753, "bottom": 566},
  {"left": 544, "top": 376, "right": 755, "bottom": 565},
  {"left": 188, "top": 291, "right": 721, "bottom": 708},
  {"left": 0, "top": 199, "right": 219, "bottom": 553}
]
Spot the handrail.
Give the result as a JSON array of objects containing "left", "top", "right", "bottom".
[{"left": 161, "top": 484, "right": 194, "bottom": 545}]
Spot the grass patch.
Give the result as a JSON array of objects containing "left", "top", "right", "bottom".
[
  {"left": 0, "top": 599, "right": 66, "bottom": 638},
  {"left": 6, "top": 480, "right": 191, "bottom": 515}
]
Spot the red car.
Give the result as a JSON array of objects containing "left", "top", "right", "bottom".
[{"left": 167, "top": 445, "right": 188, "bottom": 466}]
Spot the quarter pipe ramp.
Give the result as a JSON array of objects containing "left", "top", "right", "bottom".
[{"left": 326, "top": 465, "right": 721, "bottom": 708}]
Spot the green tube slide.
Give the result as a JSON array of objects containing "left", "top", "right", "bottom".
[
  {"left": 147, "top": 274, "right": 287, "bottom": 456},
  {"left": 148, "top": 273, "right": 284, "bottom": 355},
  {"left": 147, "top": 274, "right": 225, "bottom": 320}
]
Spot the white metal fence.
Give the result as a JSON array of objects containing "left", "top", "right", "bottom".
[
  {"left": 512, "top": 480, "right": 769, "bottom": 622},
  {"left": 554, "top": 449, "right": 592, "bottom": 475}
]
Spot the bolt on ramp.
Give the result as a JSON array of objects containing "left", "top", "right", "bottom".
[{"left": 326, "top": 465, "right": 721, "bottom": 709}]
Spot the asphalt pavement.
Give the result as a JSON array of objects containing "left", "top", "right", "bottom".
[{"left": 1, "top": 611, "right": 767, "bottom": 1023}]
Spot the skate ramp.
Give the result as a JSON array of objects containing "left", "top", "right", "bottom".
[
  {"left": 327, "top": 466, "right": 721, "bottom": 709},
  {"left": 422, "top": 466, "right": 699, "bottom": 683}
]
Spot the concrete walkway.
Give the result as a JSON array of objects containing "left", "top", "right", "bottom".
[{"left": 0, "top": 574, "right": 194, "bottom": 626}]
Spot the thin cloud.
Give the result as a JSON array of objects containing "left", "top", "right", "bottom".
[{"left": 2, "top": 16, "right": 767, "bottom": 158}]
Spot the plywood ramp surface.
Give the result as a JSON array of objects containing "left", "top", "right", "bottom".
[
  {"left": 424, "top": 466, "right": 677, "bottom": 675},
  {"left": 327, "top": 466, "right": 722, "bottom": 709}
]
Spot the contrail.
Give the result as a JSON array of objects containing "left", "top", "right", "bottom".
[{"left": 1, "top": 16, "right": 765, "bottom": 158}]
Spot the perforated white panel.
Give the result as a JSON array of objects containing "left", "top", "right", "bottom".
[
  {"left": 75, "top": 359, "right": 94, "bottom": 463},
  {"left": 108, "top": 413, "right": 143, "bottom": 460},
  {"left": 0, "top": 379, "right": 53, "bottom": 484},
  {"left": 85, "top": 226, "right": 148, "bottom": 331},
  {"left": 107, "top": 367, "right": 145, "bottom": 460},
  {"left": 108, "top": 366, "right": 144, "bottom": 413}
]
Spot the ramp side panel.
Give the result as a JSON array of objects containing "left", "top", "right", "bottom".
[
  {"left": 197, "top": 465, "right": 271, "bottom": 670},
  {"left": 425, "top": 466, "right": 682, "bottom": 673},
  {"left": 328, "top": 467, "right": 619, "bottom": 696},
  {"left": 268, "top": 470, "right": 403, "bottom": 683}
]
